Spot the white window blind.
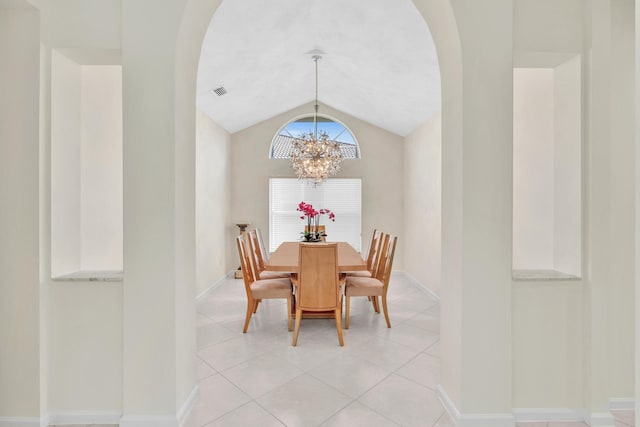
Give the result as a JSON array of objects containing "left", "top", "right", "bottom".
[{"left": 269, "top": 178, "right": 362, "bottom": 253}]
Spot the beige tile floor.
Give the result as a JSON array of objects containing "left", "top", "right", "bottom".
[{"left": 52, "top": 275, "right": 635, "bottom": 427}]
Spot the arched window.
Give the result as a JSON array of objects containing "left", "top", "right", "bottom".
[{"left": 269, "top": 114, "right": 360, "bottom": 159}]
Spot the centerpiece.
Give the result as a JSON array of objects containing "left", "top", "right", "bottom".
[{"left": 297, "top": 201, "right": 335, "bottom": 242}]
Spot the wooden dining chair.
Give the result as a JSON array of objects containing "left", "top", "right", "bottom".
[
  {"left": 344, "top": 234, "right": 397, "bottom": 329},
  {"left": 291, "top": 243, "right": 345, "bottom": 346},
  {"left": 347, "top": 228, "right": 382, "bottom": 278},
  {"left": 236, "top": 235, "right": 293, "bottom": 333},
  {"left": 248, "top": 229, "right": 290, "bottom": 280},
  {"left": 255, "top": 228, "right": 271, "bottom": 263}
]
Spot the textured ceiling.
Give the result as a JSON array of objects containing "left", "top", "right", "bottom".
[{"left": 196, "top": 0, "right": 441, "bottom": 136}]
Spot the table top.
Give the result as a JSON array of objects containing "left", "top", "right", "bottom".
[{"left": 266, "top": 241, "right": 367, "bottom": 273}]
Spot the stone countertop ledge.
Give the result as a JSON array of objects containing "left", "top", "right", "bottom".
[
  {"left": 52, "top": 270, "right": 123, "bottom": 282},
  {"left": 512, "top": 269, "right": 580, "bottom": 281}
]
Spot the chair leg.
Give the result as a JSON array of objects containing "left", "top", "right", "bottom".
[
  {"left": 344, "top": 295, "right": 351, "bottom": 329},
  {"left": 287, "top": 296, "right": 292, "bottom": 331},
  {"left": 382, "top": 294, "right": 391, "bottom": 328},
  {"left": 242, "top": 299, "right": 255, "bottom": 333},
  {"left": 253, "top": 299, "right": 261, "bottom": 313},
  {"left": 371, "top": 295, "right": 380, "bottom": 313},
  {"left": 292, "top": 307, "right": 302, "bottom": 346},
  {"left": 334, "top": 307, "right": 344, "bottom": 346}
]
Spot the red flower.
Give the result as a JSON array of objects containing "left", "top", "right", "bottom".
[{"left": 297, "top": 202, "right": 336, "bottom": 221}]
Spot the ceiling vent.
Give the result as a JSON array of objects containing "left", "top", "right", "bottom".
[{"left": 212, "top": 86, "right": 227, "bottom": 96}]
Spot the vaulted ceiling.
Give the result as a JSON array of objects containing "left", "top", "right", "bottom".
[{"left": 196, "top": 0, "right": 441, "bottom": 136}]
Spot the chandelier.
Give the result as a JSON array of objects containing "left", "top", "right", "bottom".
[{"left": 289, "top": 55, "right": 343, "bottom": 185}]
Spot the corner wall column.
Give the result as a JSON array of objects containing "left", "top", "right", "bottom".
[
  {"left": 121, "top": 0, "right": 195, "bottom": 425},
  {"left": 439, "top": 0, "right": 514, "bottom": 425}
]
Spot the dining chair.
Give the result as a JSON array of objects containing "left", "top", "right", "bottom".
[
  {"left": 346, "top": 229, "right": 383, "bottom": 314},
  {"left": 248, "top": 229, "right": 290, "bottom": 280},
  {"left": 255, "top": 228, "right": 271, "bottom": 263},
  {"left": 347, "top": 228, "right": 382, "bottom": 278},
  {"left": 291, "top": 242, "right": 345, "bottom": 346},
  {"left": 236, "top": 235, "right": 293, "bottom": 333},
  {"left": 344, "top": 234, "right": 397, "bottom": 329}
]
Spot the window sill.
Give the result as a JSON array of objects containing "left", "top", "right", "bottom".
[
  {"left": 52, "top": 270, "right": 123, "bottom": 282},
  {"left": 512, "top": 269, "right": 581, "bottom": 282}
]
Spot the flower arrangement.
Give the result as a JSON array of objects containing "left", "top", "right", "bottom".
[{"left": 297, "top": 201, "right": 335, "bottom": 241}]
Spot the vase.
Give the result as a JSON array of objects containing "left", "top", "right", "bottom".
[{"left": 304, "top": 224, "right": 326, "bottom": 242}]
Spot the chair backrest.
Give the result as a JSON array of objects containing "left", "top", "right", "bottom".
[
  {"left": 296, "top": 243, "right": 340, "bottom": 311},
  {"left": 248, "top": 229, "right": 266, "bottom": 272},
  {"left": 365, "top": 229, "right": 381, "bottom": 272},
  {"left": 376, "top": 234, "right": 398, "bottom": 289},
  {"left": 236, "top": 235, "right": 257, "bottom": 297},
  {"left": 372, "top": 233, "right": 390, "bottom": 279},
  {"left": 255, "top": 228, "right": 270, "bottom": 263}
]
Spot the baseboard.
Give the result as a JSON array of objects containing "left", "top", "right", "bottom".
[
  {"left": 177, "top": 385, "right": 198, "bottom": 425},
  {"left": 396, "top": 271, "right": 441, "bottom": 302},
  {"left": 608, "top": 397, "right": 635, "bottom": 411},
  {"left": 0, "top": 417, "right": 48, "bottom": 427},
  {"left": 197, "top": 273, "right": 235, "bottom": 299},
  {"left": 119, "top": 415, "right": 179, "bottom": 427},
  {"left": 587, "top": 412, "right": 617, "bottom": 426},
  {"left": 437, "top": 385, "right": 515, "bottom": 427},
  {"left": 48, "top": 411, "right": 121, "bottom": 425},
  {"left": 513, "top": 407, "right": 587, "bottom": 423}
]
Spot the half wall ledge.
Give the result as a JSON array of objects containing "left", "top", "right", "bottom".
[
  {"left": 52, "top": 270, "right": 123, "bottom": 282},
  {"left": 512, "top": 269, "right": 580, "bottom": 281}
]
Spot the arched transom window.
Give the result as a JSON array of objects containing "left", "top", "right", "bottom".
[{"left": 269, "top": 114, "right": 360, "bottom": 159}]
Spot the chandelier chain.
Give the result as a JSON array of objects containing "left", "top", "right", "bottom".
[{"left": 288, "top": 54, "right": 344, "bottom": 185}]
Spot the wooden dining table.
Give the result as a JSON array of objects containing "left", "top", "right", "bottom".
[{"left": 265, "top": 241, "right": 367, "bottom": 273}]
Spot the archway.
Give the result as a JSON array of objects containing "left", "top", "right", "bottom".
[{"left": 174, "top": 0, "right": 466, "bottom": 422}]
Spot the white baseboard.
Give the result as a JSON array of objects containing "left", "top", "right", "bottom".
[
  {"left": 437, "top": 385, "right": 515, "bottom": 427},
  {"left": 197, "top": 273, "right": 235, "bottom": 299},
  {"left": 177, "top": 385, "right": 198, "bottom": 425},
  {"left": 513, "top": 407, "right": 587, "bottom": 423},
  {"left": 608, "top": 397, "right": 635, "bottom": 411},
  {"left": 0, "top": 417, "right": 48, "bottom": 427},
  {"left": 396, "top": 271, "right": 441, "bottom": 302},
  {"left": 119, "top": 415, "right": 179, "bottom": 427},
  {"left": 587, "top": 412, "right": 616, "bottom": 427},
  {"left": 48, "top": 411, "right": 121, "bottom": 425}
]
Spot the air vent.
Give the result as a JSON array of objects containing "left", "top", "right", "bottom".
[{"left": 212, "top": 86, "right": 227, "bottom": 96}]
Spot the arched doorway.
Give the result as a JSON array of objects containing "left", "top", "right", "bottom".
[{"left": 173, "top": 0, "right": 468, "bottom": 423}]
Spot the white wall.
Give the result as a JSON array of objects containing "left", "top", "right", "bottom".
[
  {"left": 553, "top": 55, "right": 581, "bottom": 276},
  {"left": 512, "top": 281, "right": 584, "bottom": 409},
  {"left": 229, "top": 101, "right": 405, "bottom": 274},
  {"left": 404, "top": 113, "right": 441, "bottom": 295},
  {"left": 80, "top": 65, "right": 123, "bottom": 271},
  {"left": 586, "top": 0, "right": 635, "bottom": 412},
  {"left": 48, "top": 283, "right": 122, "bottom": 414},
  {"left": 0, "top": 5, "right": 42, "bottom": 419},
  {"left": 51, "top": 54, "right": 123, "bottom": 275},
  {"left": 47, "top": 64, "right": 124, "bottom": 417},
  {"left": 510, "top": 0, "right": 635, "bottom": 418},
  {"left": 196, "top": 110, "right": 231, "bottom": 296},
  {"left": 51, "top": 50, "right": 82, "bottom": 277},
  {"left": 513, "top": 62, "right": 581, "bottom": 276},
  {"left": 513, "top": 68, "right": 555, "bottom": 270}
]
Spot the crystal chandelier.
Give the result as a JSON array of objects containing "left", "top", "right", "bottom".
[{"left": 289, "top": 55, "right": 343, "bottom": 185}]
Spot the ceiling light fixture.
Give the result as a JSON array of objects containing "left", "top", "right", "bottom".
[{"left": 289, "top": 55, "right": 343, "bottom": 185}]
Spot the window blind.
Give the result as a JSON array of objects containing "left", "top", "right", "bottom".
[{"left": 269, "top": 178, "right": 362, "bottom": 252}]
